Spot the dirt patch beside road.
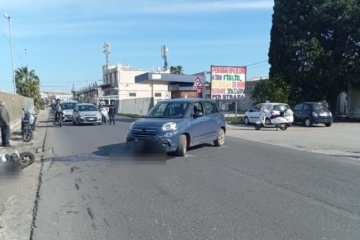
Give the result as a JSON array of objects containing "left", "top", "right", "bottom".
[{"left": 226, "top": 122, "right": 360, "bottom": 159}]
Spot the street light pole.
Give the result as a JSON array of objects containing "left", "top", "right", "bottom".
[
  {"left": 25, "top": 48, "right": 28, "bottom": 69},
  {"left": 3, "top": 12, "right": 16, "bottom": 94}
]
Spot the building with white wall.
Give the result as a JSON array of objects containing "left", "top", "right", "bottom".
[{"left": 99, "top": 64, "right": 171, "bottom": 104}]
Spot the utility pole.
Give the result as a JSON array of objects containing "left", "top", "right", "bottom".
[
  {"left": 25, "top": 48, "right": 28, "bottom": 69},
  {"left": 3, "top": 12, "right": 16, "bottom": 94},
  {"left": 103, "top": 42, "right": 110, "bottom": 68},
  {"left": 161, "top": 45, "right": 168, "bottom": 71}
]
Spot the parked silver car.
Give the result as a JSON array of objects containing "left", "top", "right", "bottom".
[
  {"left": 61, "top": 100, "right": 78, "bottom": 122},
  {"left": 72, "top": 103, "right": 102, "bottom": 125}
]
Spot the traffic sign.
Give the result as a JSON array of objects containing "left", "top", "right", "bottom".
[{"left": 193, "top": 77, "right": 204, "bottom": 87}]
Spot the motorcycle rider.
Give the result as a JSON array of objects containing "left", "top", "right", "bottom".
[{"left": 53, "top": 99, "right": 63, "bottom": 126}]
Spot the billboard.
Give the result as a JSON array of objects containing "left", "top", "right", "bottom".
[{"left": 210, "top": 65, "right": 246, "bottom": 100}]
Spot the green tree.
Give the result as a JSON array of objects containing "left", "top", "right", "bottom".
[
  {"left": 268, "top": 0, "right": 360, "bottom": 109},
  {"left": 15, "top": 67, "right": 42, "bottom": 110},
  {"left": 251, "top": 74, "right": 292, "bottom": 105},
  {"left": 170, "top": 65, "right": 184, "bottom": 74}
]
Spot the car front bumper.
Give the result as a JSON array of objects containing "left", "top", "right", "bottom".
[
  {"left": 79, "top": 116, "right": 102, "bottom": 124},
  {"left": 312, "top": 117, "right": 333, "bottom": 124},
  {"left": 126, "top": 131, "right": 180, "bottom": 152},
  {"left": 62, "top": 114, "right": 73, "bottom": 121}
]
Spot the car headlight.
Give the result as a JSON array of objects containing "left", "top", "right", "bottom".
[
  {"left": 97, "top": 112, "right": 101, "bottom": 118},
  {"left": 329, "top": 112, "right": 332, "bottom": 117},
  {"left": 80, "top": 113, "right": 85, "bottom": 117},
  {"left": 162, "top": 122, "right": 177, "bottom": 131},
  {"left": 129, "top": 121, "right": 135, "bottom": 130}
]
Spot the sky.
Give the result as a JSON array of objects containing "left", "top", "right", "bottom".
[{"left": 0, "top": 0, "right": 274, "bottom": 93}]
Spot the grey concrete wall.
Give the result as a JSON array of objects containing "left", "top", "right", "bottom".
[
  {"left": 117, "top": 97, "right": 152, "bottom": 116},
  {"left": 0, "top": 91, "right": 34, "bottom": 130}
]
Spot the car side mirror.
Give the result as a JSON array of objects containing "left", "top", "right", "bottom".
[
  {"left": 193, "top": 111, "right": 203, "bottom": 118},
  {"left": 249, "top": 109, "right": 253, "bottom": 112}
]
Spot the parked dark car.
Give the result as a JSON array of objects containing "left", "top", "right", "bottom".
[
  {"left": 126, "top": 98, "right": 226, "bottom": 156},
  {"left": 292, "top": 102, "right": 333, "bottom": 127}
]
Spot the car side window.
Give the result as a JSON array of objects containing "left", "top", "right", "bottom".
[
  {"left": 293, "top": 104, "right": 303, "bottom": 111},
  {"left": 254, "top": 104, "right": 262, "bottom": 111},
  {"left": 193, "top": 102, "right": 204, "bottom": 114},
  {"left": 204, "top": 102, "right": 217, "bottom": 115},
  {"left": 303, "top": 104, "right": 310, "bottom": 111}
]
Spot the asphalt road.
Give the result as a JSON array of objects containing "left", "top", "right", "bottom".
[{"left": 32, "top": 117, "right": 360, "bottom": 240}]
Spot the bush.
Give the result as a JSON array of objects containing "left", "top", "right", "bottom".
[{"left": 226, "top": 116, "right": 243, "bottom": 124}]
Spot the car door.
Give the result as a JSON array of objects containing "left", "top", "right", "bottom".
[
  {"left": 293, "top": 104, "right": 304, "bottom": 123},
  {"left": 189, "top": 102, "right": 208, "bottom": 145},
  {"left": 249, "top": 103, "right": 262, "bottom": 123},
  {"left": 203, "top": 101, "right": 221, "bottom": 141}
]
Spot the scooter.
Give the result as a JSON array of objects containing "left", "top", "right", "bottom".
[
  {"left": 21, "top": 108, "right": 37, "bottom": 131},
  {"left": 0, "top": 150, "right": 35, "bottom": 169},
  {"left": 255, "top": 108, "right": 293, "bottom": 131},
  {"left": 21, "top": 108, "right": 36, "bottom": 142}
]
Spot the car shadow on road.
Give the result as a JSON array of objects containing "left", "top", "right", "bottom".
[{"left": 93, "top": 141, "right": 174, "bottom": 164}]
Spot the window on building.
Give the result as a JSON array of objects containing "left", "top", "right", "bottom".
[
  {"left": 129, "top": 93, "right": 136, "bottom": 97},
  {"left": 155, "top": 93, "right": 162, "bottom": 97}
]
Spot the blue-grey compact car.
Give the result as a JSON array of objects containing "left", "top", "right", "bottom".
[{"left": 126, "top": 98, "right": 226, "bottom": 156}]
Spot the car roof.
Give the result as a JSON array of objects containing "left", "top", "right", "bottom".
[
  {"left": 159, "top": 98, "right": 215, "bottom": 103},
  {"left": 77, "top": 103, "right": 95, "bottom": 105},
  {"left": 299, "top": 102, "right": 323, "bottom": 104},
  {"left": 263, "top": 102, "right": 288, "bottom": 105}
]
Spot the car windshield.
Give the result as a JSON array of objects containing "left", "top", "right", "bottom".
[
  {"left": 273, "top": 104, "right": 289, "bottom": 112},
  {"left": 78, "top": 105, "right": 97, "bottom": 111},
  {"left": 311, "top": 103, "right": 327, "bottom": 110},
  {"left": 146, "top": 102, "right": 189, "bottom": 118},
  {"left": 61, "top": 103, "right": 77, "bottom": 109}
]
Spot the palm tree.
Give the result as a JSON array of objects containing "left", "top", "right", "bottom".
[
  {"left": 170, "top": 65, "right": 184, "bottom": 74},
  {"left": 15, "top": 66, "right": 41, "bottom": 109}
]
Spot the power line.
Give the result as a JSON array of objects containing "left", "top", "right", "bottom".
[{"left": 245, "top": 60, "right": 268, "bottom": 67}]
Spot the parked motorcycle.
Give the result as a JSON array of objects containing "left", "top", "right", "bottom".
[
  {"left": 21, "top": 108, "right": 36, "bottom": 142},
  {"left": 0, "top": 150, "right": 35, "bottom": 169},
  {"left": 255, "top": 108, "right": 294, "bottom": 131},
  {"left": 21, "top": 108, "right": 37, "bottom": 131}
]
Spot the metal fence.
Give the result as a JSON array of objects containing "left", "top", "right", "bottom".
[{"left": 117, "top": 97, "right": 153, "bottom": 116}]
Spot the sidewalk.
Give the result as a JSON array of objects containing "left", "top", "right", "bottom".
[
  {"left": 0, "top": 108, "right": 51, "bottom": 240},
  {"left": 226, "top": 122, "right": 360, "bottom": 159}
]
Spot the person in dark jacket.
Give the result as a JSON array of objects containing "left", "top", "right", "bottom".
[
  {"left": 0, "top": 100, "right": 11, "bottom": 147},
  {"left": 108, "top": 101, "right": 116, "bottom": 125}
]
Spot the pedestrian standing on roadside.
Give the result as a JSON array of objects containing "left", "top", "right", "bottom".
[
  {"left": 0, "top": 100, "right": 11, "bottom": 147},
  {"left": 108, "top": 101, "right": 116, "bottom": 125}
]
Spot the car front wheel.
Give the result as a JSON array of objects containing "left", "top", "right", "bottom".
[
  {"left": 176, "top": 135, "right": 187, "bottom": 156},
  {"left": 244, "top": 116, "right": 249, "bottom": 125},
  {"left": 325, "top": 122, "right": 332, "bottom": 127},
  {"left": 214, "top": 128, "right": 225, "bottom": 146}
]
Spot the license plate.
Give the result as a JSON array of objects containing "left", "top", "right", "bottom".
[
  {"left": 320, "top": 113, "right": 327, "bottom": 116},
  {"left": 88, "top": 118, "right": 94, "bottom": 120}
]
